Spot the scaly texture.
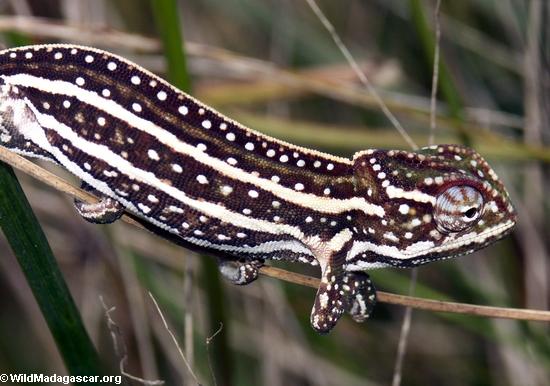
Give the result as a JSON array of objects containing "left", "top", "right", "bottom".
[{"left": 0, "top": 45, "right": 516, "bottom": 333}]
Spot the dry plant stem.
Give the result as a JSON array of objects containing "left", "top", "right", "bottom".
[
  {"left": 259, "top": 266, "right": 550, "bottom": 322},
  {"left": 147, "top": 292, "right": 200, "bottom": 385},
  {"left": 1, "top": 148, "right": 549, "bottom": 322},
  {"left": 304, "top": 0, "right": 418, "bottom": 150},
  {"left": 99, "top": 296, "right": 165, "bottom": 386}
]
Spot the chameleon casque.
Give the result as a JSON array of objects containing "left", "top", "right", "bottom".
[{"left": 0, "top": 45, "right": 516, "bottom": 333}]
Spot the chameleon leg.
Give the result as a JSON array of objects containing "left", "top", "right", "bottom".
[
  {"left": 74, "top": 182, "right": 124, "bottom": 224},
  {"left": 310, "top": 252, "right": 347, "bottom": 334},
  {"left": 343, "top": 272, "right": 377, "bottom": 323},
  {"left": 217, "top": 257, "right": 264, "bottom": 285}
]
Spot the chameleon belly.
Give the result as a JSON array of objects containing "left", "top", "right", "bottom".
[{"left": 0, "top": 45, "right": 516, "bottom": 333}]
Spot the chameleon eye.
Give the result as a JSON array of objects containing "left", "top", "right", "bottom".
[{"left": 434, "top": 185, "right": 484, "bottom": 232}]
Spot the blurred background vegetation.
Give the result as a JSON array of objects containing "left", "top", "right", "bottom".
[{"left": 0, "top": 0, "right": 548, "bottom": 385}]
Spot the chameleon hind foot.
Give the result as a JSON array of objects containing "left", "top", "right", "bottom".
[
  {"left": 217, "top": 258, "right": 264, "bottom": 285},
  {"left": 343, "top": 272, "right": 377, "bottom": 322},
  {"left": 74, "top": 182, "right": 124, "bottom": 224}
]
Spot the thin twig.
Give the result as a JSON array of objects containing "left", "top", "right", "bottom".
[
  {"left": 303, "top": 0, "right": 418, "bottom": 150},
  {"left": 1, "top": 149, "right": 550, "bottom": 322},
  {"left": 428, "top": 0, "right": 442, "bottom": 146},
  {"left": 206, "top": 323, "right": 224, "bottom": 386},
  {"left": 391, "top": 269, "right": 417, "bottom": 386},
  {"left": 147, "top": 292, "right": 200, "bottom": 385},
  {"left": 99, "top": 296, "right": 165, "bottom": 385}
]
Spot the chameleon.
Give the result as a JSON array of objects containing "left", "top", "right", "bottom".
[{"left": 0, "top": 44, "right": 516, "bottom": 334}]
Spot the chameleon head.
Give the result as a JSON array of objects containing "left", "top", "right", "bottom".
[{"left": 349, "top": 144, "right": 516, "bottom": 269}]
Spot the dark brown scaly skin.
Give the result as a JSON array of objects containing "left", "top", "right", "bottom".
[{"left": 0, "top": 45, "right": 516, "bottom": 333}]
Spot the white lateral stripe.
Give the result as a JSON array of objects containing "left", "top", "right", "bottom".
[
  {"left": 3, "top": 73, "right": 384, "bottom": 218},
  {"left": 347, "top": 220, "right": 514, "bottom": 261},
  {"left": 385, "top": 185, "right": 436, "bottom": 204},
  {"left": 23, "top": 99, "right": 305, "bottom": 239},
  {"left": 185, "top": 237, "right": 313, "bottom": 256}
]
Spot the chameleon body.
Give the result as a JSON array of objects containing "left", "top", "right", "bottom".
[{"left": 0, "top": 45, "right": 516, "bottom": 333}]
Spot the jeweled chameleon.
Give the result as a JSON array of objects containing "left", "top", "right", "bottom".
[{"left": 0, "top": 45, "right": 516, "bottom": 333}]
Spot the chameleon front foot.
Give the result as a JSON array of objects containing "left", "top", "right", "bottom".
[
  {"left": 343, "top": 272, "right": 376, "bottom": 323},
  {"left": 217, "top": 258, "right": 264, "bottom": 285},
  {"left": 310, "top": 254, "right": 347, "bottom": 334}
]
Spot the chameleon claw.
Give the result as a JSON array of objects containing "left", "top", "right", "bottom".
[
  {"left": 343, "top": 272, "right": 377, "bottom": 323},
  {"left": 74, "top": 196, "right": 124, "bottom": 224},
  {"left": 217, "top": 258, "right": 264, "bottom": 285}
]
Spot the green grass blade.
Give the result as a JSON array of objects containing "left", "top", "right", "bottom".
[
  {"left": 0, "top": 164, "right": 104, "bottom": 379},
  {"left": 150, "top": 0, "right": 191, "bottom": 91},
  {"left": 150, "top": 1, "right": 234, "bottom": 383}
]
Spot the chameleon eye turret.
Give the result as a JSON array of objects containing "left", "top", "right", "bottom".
[
  {"left": 0, "top": 45, "right": 516, "bottom": 334},
  {"left": 434, "top": 185, "right": 484, "bottom": 233}
]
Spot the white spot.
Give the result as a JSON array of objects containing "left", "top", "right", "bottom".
[
  {"left": 398, "top": 204, "right": 410, "bottom": 215},
  {"left": 148, "top": 149, "right": 160, "bottom": 160},
  {"left": 9, "top": 52, "right": 16, "bottom": 58},
  {"left": 272, "top": 201, "right": 281, "bottom": 208},
  {"left": 169, "top": 206, "right": 184, "bottom": 213},
  {"left": 226, "top": 132, "right": 236, "bottom": 141},
  {"left": 202, "top": 120, "right": 212, "bottom": 129},
  {"left": 248, "top": 190, "right": 259, "bottom": 198},
  {"left": 157, "top": 91, "right": 167, "bottom": 101},
  {"left": 200, "top": 216, "right": 208, "bottom": 223},
  {"left": 42, "top": 102, "right": 50, "bottom": 110},
  {"left": 221, "top": 185, "right": 233, "bottom": 196},
  {"left": 102, "top": 89, "right": 111, "bottom": 97},
  {"left": 107, "top": 61, "right": 117, "bottom": 71},
  {"left": 271, "top": 175, "right": 280, "bottom": 183},
  {"left": 54, "top": 52, "right": 62, "bottom": 60},
  {"left": 148, "top": 194, "right": 159, "bottom": 203},
  {"left": 131, "top": 75, "right": 141, "bottom": 85},
  {"left": 172, "top": 164, "right": 183, "bottom": 173},
  {"left": 70, "top": 48, "right": 77, "bottom": 54},
  {"left": 97, "top": 117, "right": 106, "bottom": 126},
  {"left": 182, "top": 222, "right": 190, "bottom": 229},
  {"left": 297, "top": 160, "right": 305, "bottom": 167},
  {"left": 327, "top": 163, "right": 334, "bottom": 170},
  {"left": 372, "top": 164, "right": 381, "bottom": 171},
  {"left": 405, "top": 232, "right": 413, "bottom": 239},
  {"left": 323, "top": 188, "right": 330, "bottom": 195},
  {"left": 279, "top": 154, "right": 289, "bottom": 162},
  {"left": 294, "top": 183, "right": 304, "bottom": 191},
  {"left": 411, "top": 218, "right": 422, "bottom": 227},
  {"left": 305, "top": 216, "right": 313, "bottom": 223},
  {"left": 220, "top": 123, "right": 227, "bottom": 130},
  {"left": 85, "top": 55, "right": 94, "bottom": 63},
  {"left": 132, "top": 103, "right": 142, "bottom": 112},
  {"left": 196, "top": 175, "right": 208, "bottom": 184},
  {"left": 243, "top": 208, "right": 252, "bottom": 215},
  {"left": 75, "top": 77, "right": 85, "bottom": 86},
  {"left": 83, "top": 162, "right": 91, "bottom": 170},
  {"left": 237, "top": 232, "right": 246, "bottom": 238},
  {"left": 377, "top": 172, "right": 386, "bottom": 179},
  {"left": 194, "top": 230, "right": 203, "bottom": 236},
  {"left": 138, "top": 203, "right": 151, "bottom": 214},
  {"left": 314, "top": 160, "right": 321, "bottom": 168},
  {"left": 424, "top": 177, "right": 433, "bottom": 185},
  {"left": 25, "top": 52, "right": 32, "bottom": 59},
  {"left": 434, "top": 176, "right": 444, "bottom": 185},
  {"left": 245, "top": 142, "right": 254, "bottom": 151},
  {"left": 63, "top": 100, "right": 71, "bottom": 108},
  {"left": 178, "top": 105, "right": 188, "bottom": 115},
  {"left": 266, "top": 149, "right": 276, "bottom": 157},
  {"left": 227, "top": 157, "right": 237, "bottom": 165},
  {"left": 132, "top": 184, "right": 140, "bottom": 191}
]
